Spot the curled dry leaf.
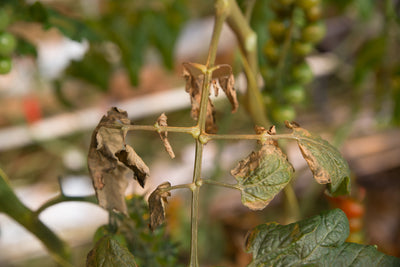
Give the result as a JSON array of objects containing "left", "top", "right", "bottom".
[
  {"left": 148, "top": 182, "right": 171, "bottom": 231},
  {"left": 183, "top": 62, "right": 217, "bottom": 133},
  {"left": 285, "top": 121, "right": 351, "bottom": 196},
  {"left": 211, "top": 64, "right": 238, "bottom": 113},
  {"left": 231, "top": 127, "right": 294, "bottom": 210},
  {"left": 183, "top": 62, "right": 239, "bottom": 133},
  {"left": 115, "top": 144, "right": 150, "bottom": 188},
  {"left": 156, "top": 113, "right": 175, "bottom": 159},
  {"left": 88, "top": 107, "right": 150, "bottom": 214}
]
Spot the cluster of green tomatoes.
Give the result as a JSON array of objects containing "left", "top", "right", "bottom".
[
  {"left": 0, "top": 9, "right": 16, "bottom": 75},
  {"left": 261, "top": 0, "right": 325, "bottom": 122}
]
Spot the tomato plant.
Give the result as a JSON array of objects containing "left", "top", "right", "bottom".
[
  {"left": 0, "top": 32, "right": 16, "bottom": 56},
  {"left": 0, "top": 56, "right": 11, "bottom": 74}
]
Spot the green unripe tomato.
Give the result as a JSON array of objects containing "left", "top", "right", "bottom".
[
  {"left": 263, "top": 40, "right": 280, "bottom": 63},
  {"left": 301, "top": 23, "right": 326, "bottom": 44},
  {"left": 262, "top": 91, "right": 274, "bottom": 106},
  {"left": 0, "top": 10, "right": 10, "bottom": 31},
  {"left": 305, "top": 5, "right": 322, "bottom": 22},
  {"left": 271, "top": 105, "right": 296, "bottom": 122},
  {"left": 0, "top": 32, "right": 17, "bottom": 56},
  {"left": 268, "top": 20, "right": 287, "bottom": 41},
  {"left": 0, "top": 56, "right": 12, "bottom": 74},
  {"left": 292, "top": 41, "right": 313, "bottom": 57},
  {"left": 292, "top": 62, "right": 314, "bottom": 84},
  {"left": 283, "top": 84, "right": 306, "bottom": 103},
  {"left": 261, "top": 66, "right": 275, "bottom": 85},
  {"left": 296, "top": 0, "right": 320, "bottom": 10}
]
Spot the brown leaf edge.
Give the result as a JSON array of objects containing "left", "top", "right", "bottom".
[
  {"left": 148, "top": 182, "right": 171, "bottom": 231},
  {"left": 231, "top": 126, "right": 294, "bottom": 210},
  {"left": 285, "top": 121, "right": 351, "bottom": 196},
  {"left": 156, "top": 113, "right": 175, "bottom": 159}
]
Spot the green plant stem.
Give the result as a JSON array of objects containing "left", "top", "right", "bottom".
[
  {"left": 0, "top": 170, "right": 72, "bottom": 266},
  {"left": 203, "top": 132, "right": 298, "bottom": 142},
  {"left": 201, "top": 179, "right": 240, "bottom": 190},
  {"left": 225, "top": 0, "right": 268, "bottom": 127},
  {"left": 35, "top": 194, "right": 98, "bottom": 215},
  {"left": 188, "top": 1, "right": 229, "bottom": 266},
  {"left": 283, "top": 183, "right": 301, "bottom": 223}
]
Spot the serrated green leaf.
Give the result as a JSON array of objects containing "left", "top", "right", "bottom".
[
  {"left": 286, "top": 122, "right": 351, "bottom": 196},
  {"left": 86, "top": 236, "right": 137, "bottom": 267},
  {"left": 245, "top": 209, "right": 400, "bottom": 267},
  {"left": 231, "top": 138, "right": 294, "bottom": 210}
]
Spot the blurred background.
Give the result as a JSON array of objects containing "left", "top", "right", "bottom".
[{"left": 0, "top": 0, "right": 399, "bottom": 266}]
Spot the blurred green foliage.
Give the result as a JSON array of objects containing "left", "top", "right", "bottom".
[{"left": 93, "top": 195, "right": 182, "bottom": 267}]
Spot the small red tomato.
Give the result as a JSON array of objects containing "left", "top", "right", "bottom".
[
  {"left": 348, "top": 218, "right": 363, "bottom": 232},
  {"left": 340, "top": 199, "right": 365, "bottom": 219},
  {"left": 23, "top": 97, "right": 42, "bottom": 124}
]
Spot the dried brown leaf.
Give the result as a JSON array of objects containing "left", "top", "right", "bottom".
[
  {"left": 148, "top": 182, "right": 171, "bottom": 230},
  {"left": 212, "top": 64, "right": 238, "bottom": 113},
  {"left": 87, "top": 107, "right": 149, "bottom": 214},
  {"left": 115, "top": 144, "right": 150, "bottom": 187},
  {"left": 156, "top": 113, "right": 175, "bottom": 159},
  {"left": 183, "top": 62, "right": 217, "bottom": 133}
]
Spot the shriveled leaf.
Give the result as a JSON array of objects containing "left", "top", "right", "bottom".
[
  {"left": 156, "top": 113, "right": 175, "bottom": 159},
  {"left": 231, "top": 127, "right": 294, "bottom": 210},
  {"left": 115, "top": 144, "right": 150, "bottom": 188},
  {"left": 211, "top": 64, "right": 238, "bottom": 113},
  {"left": 286, "top": 121, "right": 351, "bottom": 196},
  {"left": 88, "top": 107, "right": 149, "bottom": 214},
  {"left": 148, "top": 182, "right": 171, "bottom": 230},
  {"left": 87, "top": 235, "right": 137, "bottom": 267},
  {"left": 245, "top": 209, "right": 400, "bottom": 267},
  {"left": 183, "top": 62, "right": 217, "bottom": 133}
]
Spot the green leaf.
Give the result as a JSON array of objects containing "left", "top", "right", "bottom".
[
  {"left": 15, "top": 38, "right": 37, "bottom": 56},
  {"left": 353, "top": 37, "right": 387, "bottom": 85},
  {"left": 231, "top": 127, "right": 294, "bottom": 210},
  {"left": 87, "top": 235, "right": 137, "bottom": 267},
  {"left": 245, "top": 209, "right": 400, "bottom": 267},
  {"left": 286, "top": 122, "right": 351, "bottom": 196}
]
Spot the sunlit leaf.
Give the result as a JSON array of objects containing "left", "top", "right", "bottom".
[
  {"left": 87, "top": 236, "right": 137, "bottom": 267},
  {"left": 245, "top": 209, "right": 400, "bottom": 267},
  {"left": 148, "top": 182, "right": 171, "bottom": 230},
  {"left": 231, "top": 127, "right": 294, "bottom": 210},
  {"left": 286, "top": 121, "right": 351, "bottom": 196},
  {"left": 88, "top": 107, "right": 150, "bottom": 214}
]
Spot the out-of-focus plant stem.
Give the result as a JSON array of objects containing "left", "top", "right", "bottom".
[
  {"left": 0, "top": 169, "right": 73, "bottom": 267},
  {"left": 225, "top": 0, "right": 268, "bottom": 127}
]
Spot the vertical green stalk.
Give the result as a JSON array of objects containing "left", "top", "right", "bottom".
[
  {"left": 225, "top": 0, "right": 268, "bottom": 127},
  {"left": 189, "top": 1, "right": 228, "bottom": 266}
]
